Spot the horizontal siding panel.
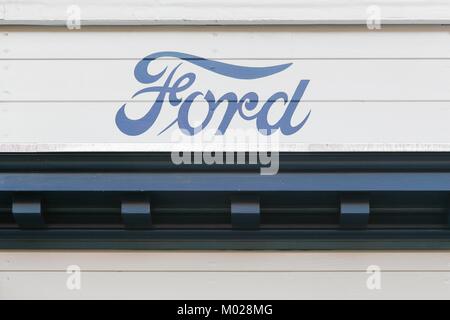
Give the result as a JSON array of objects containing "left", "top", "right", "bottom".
[
  {"left": 2, "top": 26, "right": 450, "bottom": 59},
  {"left": 0, "top": 102, "right": 449, "bottom": 146},
  {"left": 2, "top": 59, "right": 450, "bottom": 101},
  {"left": 1, "top": 0, "right": 450, "bottom": 25},
  {"left": 2, "top": 251, "right": 450, "bottom": 271},
  {"left": 1, "top": 271, "right": 450, "bottom": 299}
]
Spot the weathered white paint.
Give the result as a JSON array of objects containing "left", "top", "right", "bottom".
[
  {"left": 4, "top": 272, "right": 450, "bottom": 299},
  {"left": 1, "top": 26, "right": 450, "bottom": 151},
  {"left": 1, "top": 0, "right": 450, "bottom": 25},
  {"left": 3, "top": 26, "right": 450, "bottom": 59},
  {"left": 1, "top": 251, "right": 450, "bottom": 299},
  {"left": 2, "top": 251, "right": 450, "bottom": 271}
]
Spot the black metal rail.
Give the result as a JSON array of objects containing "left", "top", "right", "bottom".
[{"left": 0, "top": 152, "right": 449, "bottom": 249}]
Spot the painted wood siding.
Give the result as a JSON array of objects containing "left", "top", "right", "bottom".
[
  {"left": 1, "top": 0, "right": 450, "bottom": 25},
  {"left": 1, "top": 25, "right": 450, "bottom": 151},
  {"left": 1, "top": 251, "right": 450, "bottom": 299}
]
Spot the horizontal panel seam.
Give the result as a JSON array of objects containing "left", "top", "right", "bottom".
[
  {"left": 3, "top": 58, "right": 450, "bottom": 61},
  {"left": 3, "top": 100, "right": 450, "bottom": 103},
  {"left": 0, "top": 270, "right": 449, "bottom": 272}
]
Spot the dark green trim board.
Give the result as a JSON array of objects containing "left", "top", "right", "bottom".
[
  {"left": 2, "top": 229, "right": 450, "bottom": 250},
  {"left": 0, "top": 152, "right": 450, "bottom": 250}
]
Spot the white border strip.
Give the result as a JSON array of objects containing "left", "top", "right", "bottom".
[
  {"left": 1, "top": 1, "right": 450, "bottom": 26},
  {"left": 1, "top": 143, "right": 450, "bottom": 152}
]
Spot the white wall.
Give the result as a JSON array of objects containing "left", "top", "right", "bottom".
[{"left": 2, "top": 25, "right": 450, "bottom": 152}]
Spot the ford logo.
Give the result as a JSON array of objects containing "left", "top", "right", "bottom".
[{"left": 116, "top": 51, "right": 311, "bottom": 136}]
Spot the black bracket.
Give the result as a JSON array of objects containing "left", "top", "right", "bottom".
[
  {"left": 231, "top": 195, "right": 260, "bottom": 230},
  {"left": 340, "top": 193, "right": 370, "bottom": 229},
  {"left": 121, "top": 196, "right": 152, "bottom": 229},
  {"left": 12, "top": 194, "right": 45, "bottom": 229}
]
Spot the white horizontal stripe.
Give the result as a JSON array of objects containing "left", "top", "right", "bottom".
[
  {"left": 2, "top": 251, "right": 450, "bottom": 271},
  {"left": 1, "top": 0, "right": 450, "bottom": 25},
  {"left": 2, "top": 26, "right": 450, "bottom": 59},
  {"left": 0, "top": 143, "right": 450, "bottom": 152},
  {"left": 1, "top": 271, "right": 450, "bottom": 299},
  {"left": 2, "top": 59, "right": 449, "bottom": 101}
]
